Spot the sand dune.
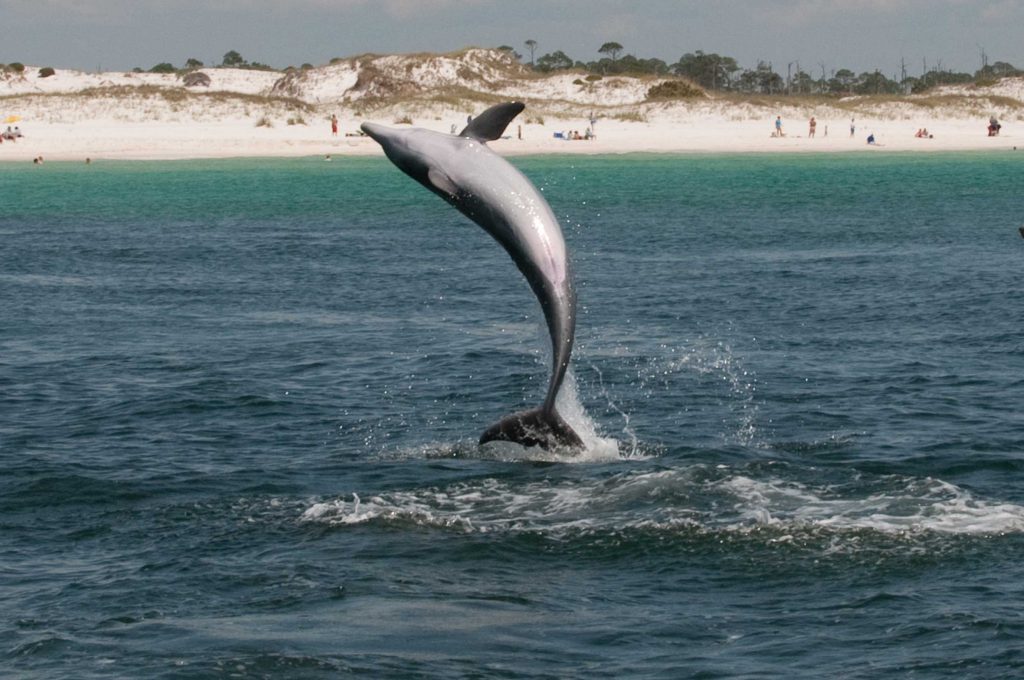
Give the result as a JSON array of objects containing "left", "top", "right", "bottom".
[{"left": 2, "top": 49, "right": 1021, "bottom": 161}]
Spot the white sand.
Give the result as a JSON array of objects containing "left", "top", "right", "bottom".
[
  {"left": 2, "top": 115, "right": 1017, "bottom": 163},
  {"left": 2, "top": 57, "right": 1021, "bottom": 162}
]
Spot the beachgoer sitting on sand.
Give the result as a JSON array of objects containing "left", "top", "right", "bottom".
[
  {"left": 867, "top": 133, "right": 876, "bottom": 144},
  {"left": 988, "top": 117, "right": 1001, "bottom": 136}
]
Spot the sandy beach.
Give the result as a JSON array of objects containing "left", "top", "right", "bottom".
[
  {"left": 2, "top": 51, "right": 1021, "bottom": 161},
  {"left": 0, "top": 114, "right": 1020, "bottom": 163}
]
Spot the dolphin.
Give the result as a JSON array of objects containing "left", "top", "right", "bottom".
[{"left": 361, "top": 102, "right": 584, "bottom": 452}]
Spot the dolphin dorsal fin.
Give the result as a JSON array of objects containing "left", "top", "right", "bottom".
[{"left": 459, "top": 102, "right": 526, "bottom": 142}]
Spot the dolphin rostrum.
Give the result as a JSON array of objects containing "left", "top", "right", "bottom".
[{"left": 361, "top": 102, "right": 584, "bottom": 452}]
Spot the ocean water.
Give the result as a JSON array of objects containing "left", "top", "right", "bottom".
[{"left": 2, "top": 151, "right": 1023, "bottom": 678}]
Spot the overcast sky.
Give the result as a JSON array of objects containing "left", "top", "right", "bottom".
[{"left": 2, "top": 0, "right": 1021, "bottom": 77}]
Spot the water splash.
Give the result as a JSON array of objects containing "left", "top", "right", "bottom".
[
  {"left": 574, "top": 335, "right": 763, "bottom": 450},
  {"left": 657, "top": 338, "right": 762, "bottom": 446},
  {"left": 554, "top": 368, "right": 632, "bottom": 462},
  {"left": 582, "top": 360, "right": 641, "bottom": 457}
]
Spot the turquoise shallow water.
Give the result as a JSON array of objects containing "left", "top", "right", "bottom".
[{"left": 2, "top": 151, "right": 1024, "bottom": 677}]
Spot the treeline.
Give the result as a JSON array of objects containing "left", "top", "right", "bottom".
[
  {"left": 501, "top": 42, "right": 1023, "bottom": 95},
  {"left": 117, "top": 44, "right": 1022, "bottom": 96},
  {"left": 137, "top": 51, "right": 282, "bottom": 74}
]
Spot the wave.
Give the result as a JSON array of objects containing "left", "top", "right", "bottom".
[{"left": 301, "top": 465, "right": 1024, "bottom": 541}]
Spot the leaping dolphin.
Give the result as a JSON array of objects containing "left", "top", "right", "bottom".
[{"left": 361, "top": 102, "right": 584, "bottom": 452}]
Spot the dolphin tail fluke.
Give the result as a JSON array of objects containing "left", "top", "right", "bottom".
[{"left": 479, "top": 407, "right": 584, "bottom": 453}]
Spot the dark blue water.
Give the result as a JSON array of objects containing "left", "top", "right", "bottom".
[{"left": 2, "top": 152, "right": 1023, "bottom": 678}]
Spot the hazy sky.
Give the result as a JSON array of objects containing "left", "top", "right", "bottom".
[{"left": 2, "top": 0, "right": 1021, "bottom": 77}]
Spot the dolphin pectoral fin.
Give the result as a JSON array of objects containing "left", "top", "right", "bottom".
[
  {"left": 459, "top": 102, "right": 526, "bottom": 141},
  {"left": 479, "top": 408, "right": 584, "bottom": 453},
  {"left": 427, "top": 168, "right": 458, "bottom": 197}
]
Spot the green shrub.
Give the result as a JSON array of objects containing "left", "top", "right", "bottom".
[
  {"left": 223, "top": 50, "right": 245, "bottom": 67},
  {"left": 150, "top": 63, "right": 176, "bottom": 74},
  {"left": 38, "top": 67, "right": 56, "bottom": 78},
  {"left": 614, "top": 110, "right": 648, "bottom": 123},
  {"left": 255, "top": 116, "right": 273, "bottom": 128},
  {"left": 646, "top": 79, "right": 704, "bottom": 100},
  {"left": 10, "top": 62, "right": 25, "bottom": 73},
  {"left": 287, "top": 116, "right": 307, "bottom": 126},
  {"left": 393, "top": 115, "right": 413, "bottom": 124},
  {"left": 182, "top": 71, "right": 211, "bottom": 87}
]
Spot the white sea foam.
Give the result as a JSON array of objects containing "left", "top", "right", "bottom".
[
  {"left": 301, "top": 467, "right": 1024, "bottom": 537},
  {"left": 712, "top": 474, "right": 1024, "bottom": 534}
]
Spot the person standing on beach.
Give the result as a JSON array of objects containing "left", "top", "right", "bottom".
[
  {"left": 331, "top": 114, "right": 338, "bottom": 136},
  {"left": 775, "top": 116, "right": 783, "bottom": 137},
  {"left": 850, "top": 118, "right": 856, "bottom": 138},
  {"left": 809, "top": 116, "right": 817, "bottom": 138}
]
